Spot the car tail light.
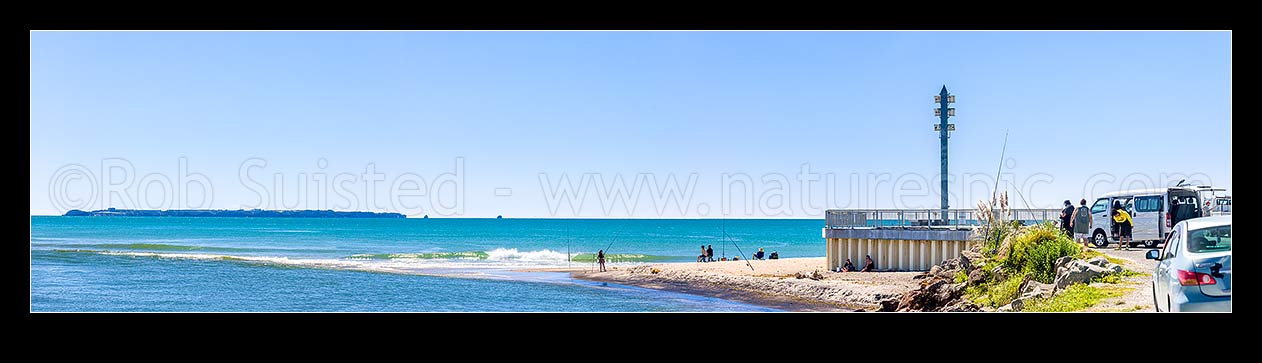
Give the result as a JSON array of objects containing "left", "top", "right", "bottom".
[
  {"left": 1177, "top": 269, "right": 1217, "bottom": 286},
  {"left": 1166, "top": 212, "right": 1172, "bottom": 228}
]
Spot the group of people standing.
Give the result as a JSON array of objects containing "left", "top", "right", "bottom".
[{"left": 1061, "top": 198, "right": 1133, "bottom": 251}]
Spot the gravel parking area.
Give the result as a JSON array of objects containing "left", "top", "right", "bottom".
[{"left": 1086, "top": 246, "right": 1161, "bottom": 312}]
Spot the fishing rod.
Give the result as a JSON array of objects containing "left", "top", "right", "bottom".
[
  {"left": 604, "top": 234, "right": 618, "bottom": 255},
  {"left": 566, "top": 224, "right": 571, "bottom": 268},
  {"left": 987, "top": 130, "right": 1010, "bottom": 253},
  {"left": 725, "top": 232, "right": 754, "bottom": 272},
  {"left": 722, "top": 217, "right": 754, "bottom": 271},
  {"left": 992, "top": 130, "right": 1009, "bottom": 204},
  {"left": 1002, "top": 180, "right": 1033, "bottom": 210}
]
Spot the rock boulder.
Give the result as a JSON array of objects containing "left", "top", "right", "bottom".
[
  {"left": 1054, "top": 256, "right": 1075, "bottom": 272},
  {"left": 1086, "top": 256, "right": 1110, "bottom": 268},
  {"left": 1106, "top": 263, "right": 1124, "bottom": 274},
  {"left": 967, "top": 269, "right": 986, "bottom": 286},
  {"left": 961, "top": 249, "right": 983, "bottom": 262},
  {"left": 878, "top": 297, "right": 901, "bottom": 312},
  {"left": 990, "top": 265, "right": 1006, "bottom": 280},
  {"left": 1054, "top": 259, "right": 1112, "bottom": 292},
  {"left": 895, "top": 278, "right": 967, "bottom": 312}
]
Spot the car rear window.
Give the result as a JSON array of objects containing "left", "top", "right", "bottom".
[{"left": 1187, "top": 225, "right": 1231, "bottom": 253}]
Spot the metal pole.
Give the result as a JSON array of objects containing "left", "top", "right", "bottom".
[{"left": 939, "top": 86, "right": 951, "bottom": 224}]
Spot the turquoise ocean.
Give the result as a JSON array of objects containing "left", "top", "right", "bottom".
[{"left": 30, "top": 217, "right": 824, "bottom": 311}]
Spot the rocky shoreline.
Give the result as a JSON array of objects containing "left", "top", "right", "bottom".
[
  {"left": 880, "top": 247, "right": 1129, "bottom": 312},
  {"left": 563, "top": 247, "right": 1134, "bottom": 312}
]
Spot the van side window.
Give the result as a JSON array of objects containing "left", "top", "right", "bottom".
[
  {"left": 1135, "top": 196, "right": 1161, "bottom": 212},
  {"left": 1091, "top": 199, "right": 1109, "bottom": 214}
]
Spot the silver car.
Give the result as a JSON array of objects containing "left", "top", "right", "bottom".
[{"left": 1146, "top": 215, "right": 1232, "bottom": 312}]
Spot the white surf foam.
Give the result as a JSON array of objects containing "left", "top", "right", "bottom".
[
  {"left": 87, "top": 248, "right": 608, "bottom": 278},
  {"left": 484, "top": 248, "right": 571, "bottom": 262}
]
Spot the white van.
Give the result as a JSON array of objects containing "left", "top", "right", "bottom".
[
  {"left": 1209, "top": 196, "right": 1232, "bottom": 215},
  {"left": 1088, "top": 187, "right": 1203, "bottom": 249}
]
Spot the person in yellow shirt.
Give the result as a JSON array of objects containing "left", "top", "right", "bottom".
[{"left": 1112, "top": 207, "right": 1134, "bottom": 251}]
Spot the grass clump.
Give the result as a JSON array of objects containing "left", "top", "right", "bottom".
[
  {"left": 965, "top": 272, "right": 1027, "bottom": 309},
  {"left": 953, "top": 270, "right": 968, "bottom": 284},
  {"left": 1003, "top": 222, "right": 1081, "bottom": 284},
  {"left": 1021, "top": 284, "right": 1125, "bottom": 312},
  {"left": 972, "top": 192, "right": 1015, "bottom": 257}
]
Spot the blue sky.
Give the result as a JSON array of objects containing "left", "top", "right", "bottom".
[{"left": 30, "top": 31, "right": 1231, "bottom": 218}]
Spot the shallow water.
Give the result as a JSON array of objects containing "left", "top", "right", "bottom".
[{"left": 31, "top": 217, "right": 821, "bottom": 311}]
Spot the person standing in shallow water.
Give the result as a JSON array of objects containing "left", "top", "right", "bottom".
[{"left": 597, "top": 250, "right": 606, "bottom": 272}]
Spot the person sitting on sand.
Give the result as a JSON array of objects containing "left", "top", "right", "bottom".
[
  {"left": 752, "top": 247, "right": 765, "bottom": 260},
  {"left": 698, "top": 245, "right": 707, "bottom": 262},
  {"left": 839, "top": 258, "right": 856, "bottom": 272},
  {"left": 597, "top": 250, "right": 607, "bottom": 272},
  {"left": 860, "top": 255, "right": 875, "bottom": 272},
  {"left": 769, "top": 251, "right": 779, "bottom": 260},
  {"left": 706, "top": 245, "right": 714, "bottom": 262}
]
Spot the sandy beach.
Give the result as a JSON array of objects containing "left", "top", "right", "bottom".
[{"left": 523, "top": 258, "right": 920, "bottom": 311}]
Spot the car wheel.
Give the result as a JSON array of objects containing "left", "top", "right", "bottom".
[
  {"left": 1144, "top": 240, "right": 1158, "bottom": 248},
  {"left": 1153, "top": 285, "right": 1160, "bottom": 312},
  {"left": 1092, "top": 231, "right": 1109, "bottom": 248}
]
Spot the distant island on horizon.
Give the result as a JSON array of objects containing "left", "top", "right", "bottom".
[{"left": 62, "top": 208, "right": 406, "bottom": 218}]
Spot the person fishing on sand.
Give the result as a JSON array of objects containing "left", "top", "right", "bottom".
[{"left": 597, "top": 250, "right": 607, "bottom": 272}]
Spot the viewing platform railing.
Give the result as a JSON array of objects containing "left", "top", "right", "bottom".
[{"left": 825, "top": 209, "right": 1063, "bottom": 229}]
